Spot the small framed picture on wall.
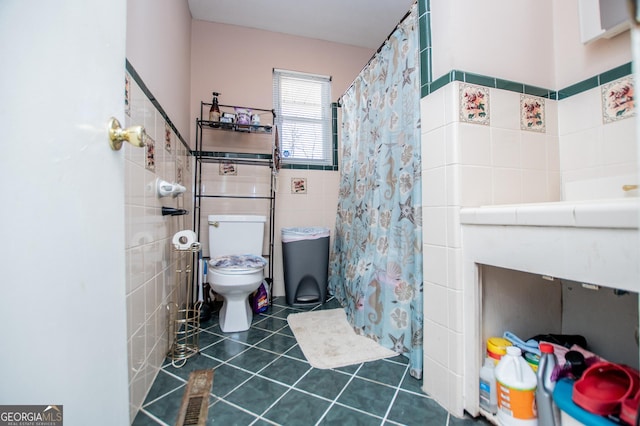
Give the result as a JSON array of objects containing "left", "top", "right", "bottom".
[
  {"left": 291, "top": 178, "right": 307, "bottom": 194},
  {"left": 219, "top": 161, "right": 237, "bottom": 176}
]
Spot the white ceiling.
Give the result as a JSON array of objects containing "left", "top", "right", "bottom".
[{"left": 188, "top": 0, "right": 416, "bottom": 49}]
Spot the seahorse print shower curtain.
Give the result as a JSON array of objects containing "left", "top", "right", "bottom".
[{"left": 328, "top": 3, "right": 423, "bottom": 379}]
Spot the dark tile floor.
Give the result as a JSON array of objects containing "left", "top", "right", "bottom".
[{"left": 132, "top": 297, "right": 491, "bottom": 425}]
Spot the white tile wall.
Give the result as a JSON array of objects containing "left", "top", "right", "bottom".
[
  {"left": 447, "top": 289, "right": 463, "bottom": 333},
  {"left": 423, "top": 168, "right": 447, "bottom": 206},
  {"left": 422, "top": 244, "right": 448, "bottom": 286},
  {"left": 491, "top": 128, "right": 521, "bottom": 168},
  {"left": 124, "top": 74, "right": 194, "bottom": 420},
  {"left": 459, "top": 166, "right": 493, "bottom": 206},
  {"left": 558, "top": 88, "right": 602, "bottom": 134},
  {"left": 424, "top": 282, "right": 448, "bottom": 327},
  {"left": 420, "top": 81, "right": 559, "bottom": 416},
  {"left": 458, "top": 124, "right": 492, "bottom": 166},
  {"left": 492, "top": 168, "right": 522, "bottom": 205},
  {"left": 490, "top": 89, "right": 520, "bottom": 130},
  {"left": 421, "top": 74, "right": 637, "bottom": 416},
  {"left": 558, "top": 86, "right": 637, "bottom": 200}
]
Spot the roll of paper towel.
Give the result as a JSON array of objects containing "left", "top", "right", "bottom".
[{"left": 172, "top": 230, "right": 198, "bottom": 250}]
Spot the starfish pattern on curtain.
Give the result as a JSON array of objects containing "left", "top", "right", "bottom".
[{"left": 329, "top": 2, "right": 423, "bottom": 379}]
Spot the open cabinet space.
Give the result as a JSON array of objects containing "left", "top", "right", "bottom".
[{"left": 481, "top": 265, "right": 639, "bottom": 369}]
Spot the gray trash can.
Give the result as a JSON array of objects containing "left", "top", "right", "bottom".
[{"left": 281, "top": 227, "right": 330, "bottom": 306}]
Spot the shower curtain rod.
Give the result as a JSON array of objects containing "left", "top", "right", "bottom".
[{"left": 336, "top": 2, "right": 414, "bottom": 106}]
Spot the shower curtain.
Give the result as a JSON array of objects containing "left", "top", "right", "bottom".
[{"left": 328, "top": 3, "right": 423, "bottom": 379}]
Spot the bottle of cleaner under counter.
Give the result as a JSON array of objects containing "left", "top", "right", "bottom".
[
  {"left": 495, "top": 346, "right": 538, "bottom": 426},
  {"left": 535, "top": 343, "right": 560, "bottom": 426},
  {"left": 479, "top": 357, "right": 498, "bottom": 414}
]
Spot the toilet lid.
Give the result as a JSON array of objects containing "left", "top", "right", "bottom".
[{"left": 209, "top": 254, "right": 267, "bottom": 272}]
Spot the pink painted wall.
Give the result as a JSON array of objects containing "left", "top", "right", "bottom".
[
  {"left": 552, "top": 0, "right": 631, "bottom": 89},
  {"left": 431, "top": 0, "right": 631, "bottom": 90},
  {"left": 126, "top": 0, "right": 192, "bottom": 139},
  {"left": 190, "top": 21, "right": 374, "bottom": 296},
  {"left": 190, "top": 20, "right": 374, "bottom": 147}
]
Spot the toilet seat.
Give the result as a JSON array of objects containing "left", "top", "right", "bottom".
[{"left": 209, "top": 254, "right": 267, "bottom": 275}]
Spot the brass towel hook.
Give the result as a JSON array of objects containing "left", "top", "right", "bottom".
[{"left": 108, "top": 117, "right": 146, "bottom": 151}]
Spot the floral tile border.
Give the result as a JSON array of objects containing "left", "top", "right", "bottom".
[
  {"left": 164, "top": 123, "right": 172, "bottom": 153},
  {"left": 601, "top": 75, "right": 635, "bottom": 123},
  {"left": 520, "top": 95, "right": 545, "bottom": 132},
  {"left": 459, "top": 83, "right": 490, "bottom": 125},
  {"left": 125, "top": 74, "right": 131, "bottom": 117},
  {"left": 145, "top": 136, "right": 155, "bottom": 172},
  {"left": 176, "top": 157, "right": 183, "bottom": 184}
]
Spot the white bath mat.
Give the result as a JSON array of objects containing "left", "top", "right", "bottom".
[{"left": 287, "top": 308, "right": 397, "bottom": 369}]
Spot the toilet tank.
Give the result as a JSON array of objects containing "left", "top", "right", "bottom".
[{"left": 208, "top": 214, "right": 266, "bottom": 258}]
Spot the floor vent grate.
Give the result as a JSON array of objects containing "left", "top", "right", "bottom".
[{"left": 175, "top": 369, "right": 214, "bottom": 426}]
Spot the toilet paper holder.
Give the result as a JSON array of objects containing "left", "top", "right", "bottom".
[
  {"left": 168, "top": 233, "right": 201, "bottom": 367},
  {"left": 172, "top": 230, "right": 199, "bottom": 250}
]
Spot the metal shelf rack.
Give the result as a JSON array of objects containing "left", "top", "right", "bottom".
[{"left": 192, "top": 101, "right": 277, "bottom": 302}]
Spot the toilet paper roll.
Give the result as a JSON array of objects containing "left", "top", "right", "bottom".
[{"left": 172, "top": 230, "right": 198, "bottom": 250}]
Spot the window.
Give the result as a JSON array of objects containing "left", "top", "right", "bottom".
[{"left": 273, "top": 69, "right": 332, "bottom": 166}]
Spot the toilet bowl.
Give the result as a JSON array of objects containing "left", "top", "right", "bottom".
[
  {"left": 208, "top": 254, "right": 267, "bottom": 332},
  {"left": 207, "top": 214, "right": 268, "bottom": 333}
]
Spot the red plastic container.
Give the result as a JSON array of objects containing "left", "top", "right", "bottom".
[
  {"left": 572, "top": 362, "right": 639, "bottom": 417},
  {"left": 620, "top": 387, "right": 640, "bottom": 425}
]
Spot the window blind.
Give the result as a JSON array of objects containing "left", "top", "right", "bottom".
[{"left": 273, "top": 69, "right": 332, "bottom": 165}]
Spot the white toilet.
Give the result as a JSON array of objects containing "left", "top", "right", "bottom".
[{"left": 207, "top": 214, "right": 267, "bottom": 332}]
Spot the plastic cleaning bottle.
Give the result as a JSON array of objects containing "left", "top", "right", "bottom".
[
  {"left": 479, "top": 357, "right": 498, "bottom": 414},
  {"left": 535, "top": 343, "right": 560, "bottom": 426},
  {"left": 495, "top": 346, "right": 538, "bottom": 426}
]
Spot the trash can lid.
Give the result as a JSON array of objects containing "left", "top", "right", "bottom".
[{"left": 281, "top": 227, "right": 330, "bottom": 242}]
